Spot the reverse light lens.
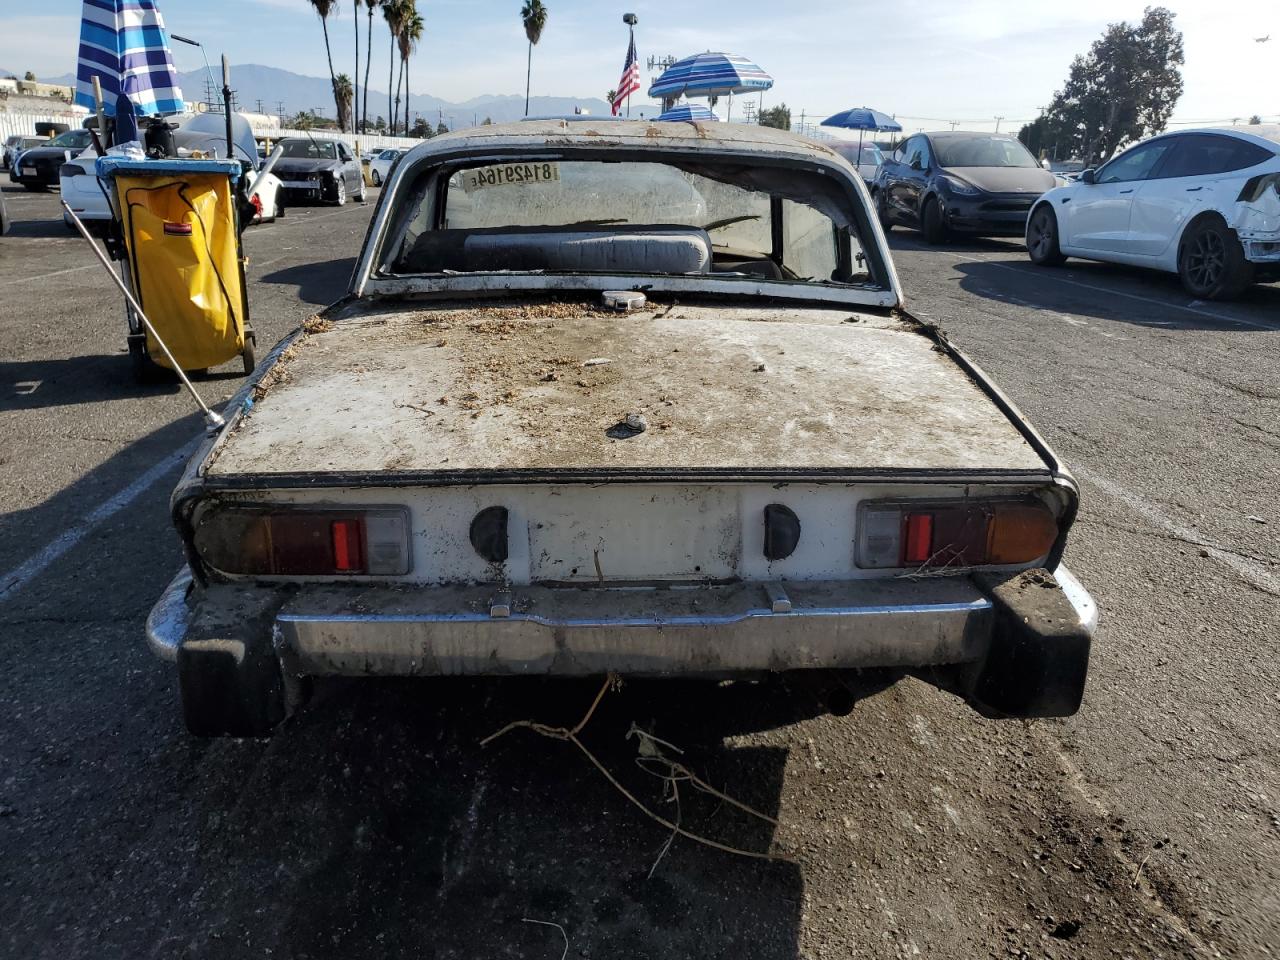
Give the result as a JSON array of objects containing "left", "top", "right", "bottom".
[
  {"left": 856, "top": 499, "right": 1057, "bottom": 570},
  {"left": 193, "top": 506, "right": 409, "bottom": 576}
]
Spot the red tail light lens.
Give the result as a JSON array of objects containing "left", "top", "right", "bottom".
[
  {"left": 193, "top": 506, "right": 409, "bottom": 577},
  {"left": 856, "top": 499, "right": 1058, "bottom": 570}
]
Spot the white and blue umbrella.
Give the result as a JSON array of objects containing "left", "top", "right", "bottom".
[
  {"left": 648, "top": 53, "right": 772, "bottom": 120},
  {"left": 821, "top": 107, "right": 902, "bottom": 155},
  {"left": 75, "top": 0, "right": 185, "bottom": 119},
  {"left": 656, "top": 103, "right": 720, "bottom": 123}
]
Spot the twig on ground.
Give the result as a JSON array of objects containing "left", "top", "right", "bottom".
[
  {"left": 521, "top": 918, "right": 568, "bottom": 960},
  {"left": 1134, "top": 853, "right": 1152, "bottom": 888}
]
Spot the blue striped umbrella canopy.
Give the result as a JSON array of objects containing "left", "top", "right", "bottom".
[
  {"left": 656, "top": 103, "right": 720, "bottom": 122},
  {"left": 75, "top": 0, "right": 185, "bottom": 118},
  {"left": 820, "top": 107, "right": 902, "bottom": 133},
  {"left": 648, "top": 53, "right": 773, "bottom": 99}
]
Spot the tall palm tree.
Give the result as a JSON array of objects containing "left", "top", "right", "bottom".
[
  {"left": 352, "top": 0, "right": 360, "bottom": 133},
  {"left": 399, "top": 8, "right": 423, "bottom": 136},
  {"left": 362, "top": 0, "right": 379, "bottom": 133},
  {"left": 520, "top": 0, "right": 548, "bottom": 117},
  {"left": 307, "top": 0, "right": 342, "bottom": 130},
  {"left": 334, "top": 73, "right": 354, "bottom": 132},
  {"left": 383, "top": 0, "right": 407, "bottom": 137}
]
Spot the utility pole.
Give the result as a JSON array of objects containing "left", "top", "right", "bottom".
[
  {"left": 255, "top": 98, "right": 264, "bottom": 114},
  {"left": 949, "top": 120, "right": 959, "bottom": 131},
  {"left": 994, "top": 116, "right": 1004, "bottom": 132}
]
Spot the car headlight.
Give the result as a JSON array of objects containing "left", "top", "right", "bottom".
[{"left": 938, "top": 175, "right": 980, "bottom": 196}]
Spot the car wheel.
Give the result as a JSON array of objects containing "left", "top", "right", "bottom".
[
  {"left": 920, "top": 196, "right": 949, "bottom": 244},
  {"left": 332, "top": 176, "right": 347, "bottom": 206},
  {"left": 1026, "top": 204, "right": 1067, "bottom": 266},
  {"left": 372, "top": 169, "right": 382, "bottom": 186},
  {"left": 356, "top": 175, "right": 367, "bottom": 203},
  {"left": 875, "top": 189, "right": 893, "bottom": 232},
  {"left": 1178, "top": 217, "right": 1254, "bottom": 301}
]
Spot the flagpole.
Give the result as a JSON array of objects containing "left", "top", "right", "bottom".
[{"left": 623, "top": 14, "right": 637, "bottom": 118}]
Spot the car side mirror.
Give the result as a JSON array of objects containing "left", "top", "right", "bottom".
[{"left": 1079, "top": 169, "right": 1096, "bottom": 185}]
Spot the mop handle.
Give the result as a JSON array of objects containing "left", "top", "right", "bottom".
[{"left": 61, "top": 200, "right": 226, "bottom": 432}]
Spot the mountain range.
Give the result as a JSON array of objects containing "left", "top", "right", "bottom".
[{"left": 40, "top": 64, "right": 614, "bottom": 128}]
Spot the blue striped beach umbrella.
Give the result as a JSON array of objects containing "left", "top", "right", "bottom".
[
  {"left": 648, "top": 52, "right": 773, "bottom": 100},
  {"left": 656, "top": 103, "right": 720, "bottom": 122},
  {"left": 75, "top": 0, "right": 185, "bottom": 118}
]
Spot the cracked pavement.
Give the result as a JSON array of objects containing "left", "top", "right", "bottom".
[{"left": 1, "top": 183, "right": 1278, "bottom": 959}]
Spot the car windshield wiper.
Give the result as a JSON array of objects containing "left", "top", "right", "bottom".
[{"left": 702, "top": 214, "right": 763, "bottom": 232}]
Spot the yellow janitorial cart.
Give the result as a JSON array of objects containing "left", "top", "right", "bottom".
[{"left": 96, "top": 157, "right": 256, "bottom": 382}]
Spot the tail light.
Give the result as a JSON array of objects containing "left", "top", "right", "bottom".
[
  {"left": 856, "top": 499, "right": 1057, "bottom": 570},
  {"left": 193, "top": 505, "right": 410, "bottom": 576}
]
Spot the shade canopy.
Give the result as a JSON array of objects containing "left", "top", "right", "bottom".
[
  {"left": 656, "top": 103, "right": 720, "bottom": 122},
  {"left": 75, "top": 0, "right": 185, "bottom": 118},
  {"left": 648, "top": 52, "right": 773, "bottom": 99},
  {"left": 820, "top": 107, "right": 902, "bottom": 132}
]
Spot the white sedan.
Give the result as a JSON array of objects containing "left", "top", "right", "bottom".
[
  {"left": 368, "top": 147, "right": 407, "bottom": 186},
  {"left": 1026, "top": 126, "right": 1280, "bottom": 300}
]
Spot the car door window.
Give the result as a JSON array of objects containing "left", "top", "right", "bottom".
[
  {"left": 1153, "top": 133, "right": 1273, "bottom": 179},
  {"left": 901, "top": 137, "right": 924, "bottom": 170},
  {"left": 916, "top": 138, "right": 933, "bottom": 171},
  {"left": 1095, "top": 140, "right": 1175, "bottom": 184}
]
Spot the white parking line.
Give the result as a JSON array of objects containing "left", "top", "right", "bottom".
[
  {"left": 0, "top": 439, "right": 198, "bottom": 604},
  {"left": 0, "top": 263, "right": 97, "bottom": 287},
  {"left": 1077, "top": 467, "right": 1280, "bottom": 598},
  {"left": 949, "top": 253, "right": 1280, "bottom": 332}
]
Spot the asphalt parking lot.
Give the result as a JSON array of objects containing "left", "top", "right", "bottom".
[{"left": 1, "top": 182, "right": 1278, "bottom": 959}]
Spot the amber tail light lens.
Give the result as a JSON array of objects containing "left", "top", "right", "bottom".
[
  {"left": 857, "top": 499, "right": 1058, "bottom": 570},
  {"left": 193, "top": 506, "right": 410, "bottom": 576}
]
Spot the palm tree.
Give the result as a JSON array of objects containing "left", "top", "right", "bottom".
[
  {"left": 520, "top": 0, "right": 548, "bottom": 117},
  {"left": 362, "top": 0, "right": 379, "bottom": 132},
  {"left": 383, "top": 0, "right": 407, "bottom": 136},
  {"left": 334, "top": 73, "right": 354, "bottom": 132},
  {"left": 307, "top": 0, "right": 342, "bottom": 131},
  {"left": 399, "top": 8, "right": 423, "bottom": 136}
]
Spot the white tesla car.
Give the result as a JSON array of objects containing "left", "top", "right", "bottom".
[
  {"left": 368, "top": 147, "right": 407, "bottom": 186},
  {"left": 1026, "top": 126, "right": 1280, "bottom": 300}
]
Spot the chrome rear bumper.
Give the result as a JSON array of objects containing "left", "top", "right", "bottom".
[{"left": 148, "top": 567, "right": 1096, "bottom": 677}]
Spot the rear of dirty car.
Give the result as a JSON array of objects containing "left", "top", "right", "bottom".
[{"left": 147, "top": 121, "right": 1097, "bottom": 737}]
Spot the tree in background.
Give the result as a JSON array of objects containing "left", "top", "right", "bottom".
[
  {"left": 307, "top": 0, "right": 344, "bottom": 131},
  {"left": 481, "top": 116, "right": 493, "bottom": 125},
  {"left": 1249, "top": 115, "right": 1263, "bottom": 125},
  {"left": 1024, "top": 6, "right": 1183, "bottom": 165},
  {"left": 383, "top": 0, "right": 408, "bottom": 138},
  {"left": 436, "top": 120, "right": 449, "bottom": 136},
  {"left": 334, "top": 74, "right": 354, "bottom": 131},
  {"left": 24, "top": 71, "right": 36, "bottom": 82},
  {"left": 520, "top": 0, "right": 548, "bottom": 117},
  {"left": 758, "top": 103, "right": 791, "bottom": 130},
  {"left": 606, "top": 89, "right": 616, "bottom": 108},
  {"left": 362, "top": 0, "right": 379, "bottom": 131},
  {"left": 409, "top": 115, "right": 433, "bottom": 138},
  {"left": 398, "top": 6, "right": 423, "bottom": 136}
]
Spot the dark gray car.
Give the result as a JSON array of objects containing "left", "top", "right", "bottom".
[
  {"left": 272, "top": 137, "right": 367, "bottom": 206},
  {"left": 873, "top": 131, "right": 1055, "bottom": 243}
]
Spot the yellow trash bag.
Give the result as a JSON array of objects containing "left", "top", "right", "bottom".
[{"left": 116, "top": 172, "right": 246, "bottom": 371}]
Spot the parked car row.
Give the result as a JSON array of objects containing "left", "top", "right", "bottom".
[{"left": 862, "top": 126, "right": 1280, "bottom": 300}]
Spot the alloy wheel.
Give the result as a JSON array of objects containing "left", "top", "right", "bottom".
[
  {"left": 1029, "top": 210, "right": 1053, "bottom": 259},
  {"left": 1185, "top": 230, "right": 1226, "bottom": 291}
]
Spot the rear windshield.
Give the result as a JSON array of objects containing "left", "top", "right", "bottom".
[
  {"left": 384, "top": 157, "right": 876, "bottom": 287},
  {"left": 934, "top": 136, "right": 1038, "bottom": 168},
  {"left": 279, "top": 139, "right": 337, "bottom": 160},
  {"left": 49, "top": 130, "right": 91, "bottom": 149}
]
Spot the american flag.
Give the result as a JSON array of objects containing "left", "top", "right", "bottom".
[{"left": 612, "top": 34, "right": 640, "bottom": 116}]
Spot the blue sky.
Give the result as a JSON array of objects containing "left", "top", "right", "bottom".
[{"left": 3, "top": 1, "right": 1276, "bottom": 132}]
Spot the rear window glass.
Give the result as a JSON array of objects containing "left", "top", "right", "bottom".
[
  {"left": 1155, "top": 134, "right": 1273, "bottom": 179},
  {"left": 384, "top": 158, "right": 877, "bottom": 287},
  {"left": 279, "top": 139, "right": 337, "bottom": 160}
]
